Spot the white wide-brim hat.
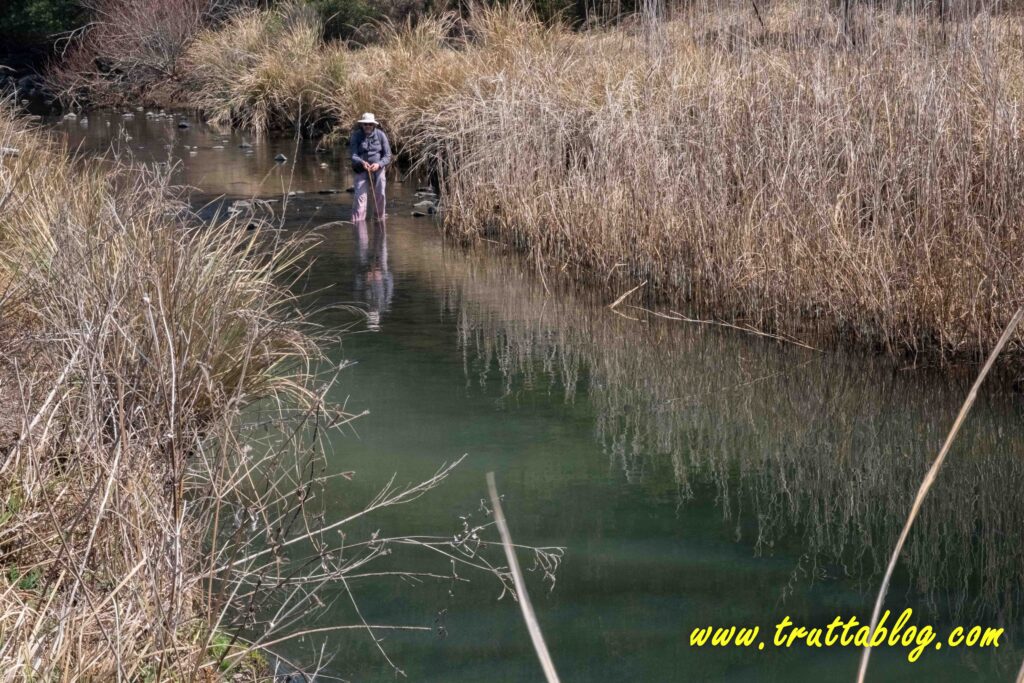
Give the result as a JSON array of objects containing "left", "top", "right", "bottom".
[{"left": 357, "top": 112, "right": 379, "bottom": 125}]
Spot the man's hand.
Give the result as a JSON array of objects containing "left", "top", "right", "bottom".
[{"left": 369, "top": 163, "right": 380, "bottom": 172}]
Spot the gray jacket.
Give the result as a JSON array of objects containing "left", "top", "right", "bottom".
[{"left": 350, "top": 127, "right": 392, "bottom": 172}]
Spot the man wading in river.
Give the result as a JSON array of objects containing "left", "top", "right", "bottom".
[{"left": 349, "top": 112, "right": 392, "bottom": 221}]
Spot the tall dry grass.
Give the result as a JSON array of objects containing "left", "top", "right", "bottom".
[
  {"left": 404, "top": 2, "right": 1024, "bottom": 360},
  {"left": 0, "top": 102, "right": 322, "bottom": 679},
  {"left": 185, "top": 2, "right": 346, "bottom": 133},
  {"left": 0, "top": 105, "right": 562, "bottom": 679},
  {"left": 171, "top": 0, "right": 1024, "bottom": 362}
]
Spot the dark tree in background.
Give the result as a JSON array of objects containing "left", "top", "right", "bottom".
[{"left": 0, "top": 0, "right": 85, "bottom": 47}]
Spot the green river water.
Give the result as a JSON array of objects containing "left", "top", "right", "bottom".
[{"left": 55, "top": 110, "right": 1024, "bottom": 682}]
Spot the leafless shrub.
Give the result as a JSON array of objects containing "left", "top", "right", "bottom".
[{"left": 50, "top": 0, "right": 235, "bottom": 106}]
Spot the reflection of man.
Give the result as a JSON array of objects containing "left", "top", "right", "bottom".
[{"left": 352, "top": 220, "right": 394, "bottom": 331}]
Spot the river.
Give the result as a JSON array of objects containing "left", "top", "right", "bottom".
[{"left": 53, "top": 110, "right": 1024, "bottom": 682}]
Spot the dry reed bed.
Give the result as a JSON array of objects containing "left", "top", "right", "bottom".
[
  {"left": 0, "top": 105, "right": 321, "bottom": 679},
  {"left": 178, "top": 1, "right": 1024, "bottom": 362}
]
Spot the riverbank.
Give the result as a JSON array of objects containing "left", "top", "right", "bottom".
[
  {"left": 53, "top": 2, "right": 1024, "bottom": 365},
  {"left": 0, "top": 105, "right": 318, "bottom": 678},
  {"left": 0, "top": 104, "right": 564, "bottom": 678}
]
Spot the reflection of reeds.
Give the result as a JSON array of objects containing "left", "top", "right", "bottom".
[
  {"left": 385, "top": 222, "right": 1024, "bottom": 628},
  {"left": 859, "top": 307, "right": 1024, "bottom": 682}
]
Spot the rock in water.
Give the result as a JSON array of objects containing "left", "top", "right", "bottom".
[
  {"left": 274, "top": 153, "right": 288, "bottom": 163},
  {"left": 178, "top": 120, "right": 190, "bottom": 129},
  {"left": 227, "top": 200, "right": 251, "bottom": 216},
  {"left": 239, "top": 141, "right": 252, "bottom": 149}
]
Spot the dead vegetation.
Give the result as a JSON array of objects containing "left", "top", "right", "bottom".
[
  {"left": 0, "top": 105, "right": 562, "bottom": 680},
  {"left": 65, "top": 0, "right": 1024, "bottom": 364}
]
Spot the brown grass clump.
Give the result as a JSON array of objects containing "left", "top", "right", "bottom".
[
  {"left": 185, "top": 2, "right": 343, "bottom": 133},
  {"left": 0, "top": 103, "right": 320, "bottom": 678}
]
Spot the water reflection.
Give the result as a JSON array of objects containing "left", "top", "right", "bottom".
[
  {"left": 353, "top": 220, "right": 394, "bottom": 331},
  {"left": 50, "top": 111, "right": 1024, "bottom": 678},
  {"left": 386, "top": 226, "right": 1024, "bottom": 628}
]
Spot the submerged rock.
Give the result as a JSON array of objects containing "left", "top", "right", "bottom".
[
  {"left": 239, "top": 141, "right": 252, "bottom": 149},
  {"left": 412, "top": 210, "right": 427, "bottom": 217}
]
